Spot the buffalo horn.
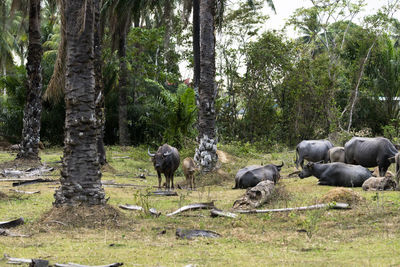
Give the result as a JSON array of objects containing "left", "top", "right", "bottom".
[
  {"left": 164, "top": 151, "right": 172, "bottom": 156},
  {"left": 148, "top": 147, "right": 155, "bottom": 157}
]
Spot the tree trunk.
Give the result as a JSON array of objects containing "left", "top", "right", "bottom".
[
  {"left": 233, "top": 180, "right": 275, "bottom": 210},
  {"left": 194, "top": 0, "right": 218, "bottom": 173},
  {"left": 192, "top": 0, "right": 200, "bottom": 90},
  {"left": 118, "top": 20, "right": 130, "bottom": 146},
  {"left": 54, "top": 0, "right": 105, "bottom": 206},
  {"left": 94, "top": 0, "right": 106, "bottom": 165},
  {"left": 17, "top": 0, "right": 42, "bottom": 161}
]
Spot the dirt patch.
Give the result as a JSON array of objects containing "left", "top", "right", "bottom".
[
  {"left": 217, "top": 150, "right": 231, "bottom": 163},
  {"left": 319, "top": 188, "right": 364, "bottom": 205},
  {"left": 197, "top": 168, "right": 232, "bottom": 187},
  {"left": 0, "top": 158, "right": 42, "bottom": 170},
  {"left": 39, "top": 204, "right": 128, "bottom": 229}
]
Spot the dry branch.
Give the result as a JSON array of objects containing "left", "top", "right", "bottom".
[
  {"left": 210, "top": 209, "right": 238, "bottom": 218},
  {"left": 0, "top": 229, "right": 29, "bottom": 237},
  {"left": 54, "top": 263, "right": 123, "bottom": 267},
  {"left": 166, "top": 202, "right": 215, "bottom": 217},
  {"left": 150, "top": 191, "right": 178, "bottom": 196},
  {"left": 10, "top": 189, "right": 40, "bottom": 194},
  {"left": 12, "top": 178, "right": 56, "bottom": 187},
  {"left": 118, "top": 204, "right": 161, "bottom": 217},
  {"left": 234, "top": 202, "right": 350, "bottom": 214}
]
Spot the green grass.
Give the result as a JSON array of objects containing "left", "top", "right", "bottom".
[{"left": 1, "top": 146, "right": 400, "bottom": 266}]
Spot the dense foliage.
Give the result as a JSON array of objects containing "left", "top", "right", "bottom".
[{"left": 0, "top": 0, "right": 400, "bottom": 149}]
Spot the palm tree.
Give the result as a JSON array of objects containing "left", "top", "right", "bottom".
[
  {"left": 12, "top": 0, "right": 42, "bottom": 161},
  {"left": 194, "top": 0, "right": 217, "bottom": 172},
  {"left": 54, "top": 0, "right": 105, "bottom": 206}
]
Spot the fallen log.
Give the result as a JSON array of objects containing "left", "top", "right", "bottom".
[
  {"left": 0, "top": 229, "right": 29, "bottom": 237},
  {"left": 10, "top": 189, "right": 40, "bottom": 194},
  {"left": 149, "top": 190, "right": 178, "bottom": 196},
  {"left": 118, "top": 204, "right": 161, "bottom": 217},
  {"left": 166, "top": 202, "right": 215, "bottom": 217},
  {"left": 54, "top": 263, "right": 123, "bottom": 267},
  {"left": 12, "top": 178, "right": 56, "bottom": 187},
  {"left": 0, "top": 217, "right": 24, "bottom": 228},
  {"left": 210, "top": 209, "right": 238, "bottom": 218},
  {"left": 233, "top": 180, "right": 275, "bottom": 210},
  {"left": 234, "top": 202, "right": 350, "bottom": 214},
  {"left": 176, "top": 228, "right": 221, "bottom": 239}
]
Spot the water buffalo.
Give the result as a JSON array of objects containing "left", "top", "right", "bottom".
[
  {"left": 295, "top": 140, "right": 333, "bottom": 169},
  {"left": 298, "top": 162, "right": 372, "bottom": 187},
  {"left": 233, "top": 162, "right": 284, "bottom": 189},
  {"left": 182, "top": 157, "right": 197, "bottom": 190},
  {"left": 344, "top": 137, "right": 398, "bottom": 176},
  {"left": 148, "top": 144, "right": 180, "bottom": 190},
  {"left": 328, "top": 146, "right": 345, "bottom": 163}
]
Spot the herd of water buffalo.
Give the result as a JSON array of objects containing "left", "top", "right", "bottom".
[{"left": 148, "top": 137, "right": 400, "bottom": 191}]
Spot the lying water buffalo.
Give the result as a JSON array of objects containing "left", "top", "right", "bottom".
[
  {"left": 148, "top": 144, "right": 180, "bottom": 190},
  {"left": 298, "top": 162, "right": 372, "bottom": 187},
  {"left": 328, "top": 146, "right": 345, "bottom": 163},
  {"left": 182, "top": 157, "right": 197, "bottom": 190},
  {"left": 295, "top": 140, "right": 333, "bottom": 169},
  {"left": 233, "top": 163, "right": 284, "bottom": 189},
  {"left": 344, "top": 137, "right": 398, "bottom": 176}
]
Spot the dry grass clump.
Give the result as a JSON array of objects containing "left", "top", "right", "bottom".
[
  {"left": 0, "top": 191, "right": 8, "bottom": 199},
  {"left": 196, "top": 168, "right": 232, "bottom": 187},
  {"left": 319, "top": 187, "right": 364, "bottom": 205},
  {"left": 39, "top": 204, "right": 129, "bottom": 229}
]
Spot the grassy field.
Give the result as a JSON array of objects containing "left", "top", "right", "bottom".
[{"left": 1, "top": 145, "right": 400, "bottom": 266}]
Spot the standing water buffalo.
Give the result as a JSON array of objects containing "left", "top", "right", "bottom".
[
  {"left": 295, "top": 140, "right": 333, "bottom": 169},
  {"left": 233, "top": 162, "right": 284, "bottom": 189},
  {"left": 182, "top": 157, "right": 197, "bottom": 190},
  {"left": 298, "top": 162, "right": 372, "bottom": 187},
  {"left": 328, "top": 146, "right": 345, "bottom": 163},
  {"left": 148, "top": 144, "right": 180, "bottom": 190},
  {"left": 344, "top": 137, "right": 398, "bottom": 177}
]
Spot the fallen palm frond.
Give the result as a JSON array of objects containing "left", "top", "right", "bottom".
[{"left": 166, "top": 202, "right": 215, "bottom": 217}]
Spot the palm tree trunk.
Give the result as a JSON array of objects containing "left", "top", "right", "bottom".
[
  {"left": 194, "top": 0, "right": 218, "bottom": 173},
  {"left": 118, "top": 20, "right": 130, "bottom": 146},
  {"left": 54, "top": 0, "right": 105, "bottom": 206},
  {"left": 17, "top": 0, "right": 42, "bottom": 161},
  {"left": 192, "top": 0, "right": 200, "bottom": 90},
  {"left": 94, "top": 0, "right": 106, "bottom": 165}
]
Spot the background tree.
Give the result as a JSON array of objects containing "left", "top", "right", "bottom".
[{"left": 16, "top": 0, "right": 42, "bottom": 161}]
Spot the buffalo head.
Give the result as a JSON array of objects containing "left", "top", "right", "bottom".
[{"left": 298, "top": 162, "right": 314, "bottom": 179}]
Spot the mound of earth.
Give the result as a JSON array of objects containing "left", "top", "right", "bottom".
[
  {"left": 39, "top": 204, "right": 127, "bottom": 229},
  {"left": 319, "top": 187, "right": 364, "bottom": 205}
]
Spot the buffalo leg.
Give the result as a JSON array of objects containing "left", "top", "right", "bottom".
[
  {"left": 171, "top": 174, "right": 174, "bottom": 189},
  {"left": 157, "top": 171, "right": 162, "bottom": 189},
  {"left": 192, "top": 174, "right": 195, "bottom": 190},
  {"left": 165, "top": 174, "right": 170, "bottom": 190}
]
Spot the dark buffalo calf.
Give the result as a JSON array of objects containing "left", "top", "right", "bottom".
[{"left": 298, "top": 162, "right": 371, "bottom": 187}]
